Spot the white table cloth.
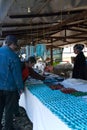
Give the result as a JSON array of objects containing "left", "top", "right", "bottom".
[
  {"left": 19, "top": 78, "right": 87, "bottom": 130},
  {"left": 19, "top": 87, "right": 71, "bottom": 130}
]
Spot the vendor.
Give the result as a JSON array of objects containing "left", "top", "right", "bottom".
[
  {"left": 72, "top": 44, "right": 87, "bottom": 80},
  {"left": 22, "top": 56, "right": 45, "bottom": 82}
]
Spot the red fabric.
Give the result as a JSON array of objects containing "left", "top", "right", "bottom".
[
  {"left": 60, "top": 88, "right": 77, "bottom": 94},
  {"left": 44, "top": 66, "right": 53, "bottom": 72},
  {"left": 50, "top": 84, "right": 64, "bottom": 90},
  {"left": 22, "top": 66, "right": 45, "bottom": 82},
  {"left": 22, "top": 67, "right": 29, "bottom": 82}
]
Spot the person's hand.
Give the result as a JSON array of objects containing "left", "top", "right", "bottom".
[{"left": 19, "top": 89, "right": 24, "bottom": 95}]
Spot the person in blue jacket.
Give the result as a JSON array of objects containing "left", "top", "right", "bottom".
[{"left": 0, "top": 35, "right": 24, "bottom": 130}]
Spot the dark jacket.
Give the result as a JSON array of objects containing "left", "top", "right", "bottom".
[{"left": 72, "top": 51, "right": 87, "bottom": 80}]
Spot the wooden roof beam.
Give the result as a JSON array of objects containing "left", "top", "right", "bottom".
[
  {"left": 9, "top": 9, "right": 86, "bottom": 18},
  {"left": 66, "top": 19, "right": 87, "bottom": 26},
  {"left": 38, "top": 10, "right": 87, "bottom": 34},
  {"left": 55, "top": 39, "right": 86, "bottom": 47},
  {"left": 0, "top": 22, "right": 59, "bottom": 28},
  {"left": 67, "top": 28, "right": 87, "bottom": 33},
  {"left": 51, "top": 36, "right": 87, "bottom": 40}
]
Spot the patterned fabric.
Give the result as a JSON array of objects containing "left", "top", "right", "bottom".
[{"left": 27, "top": 83, "right": 87, "bottom": 130}]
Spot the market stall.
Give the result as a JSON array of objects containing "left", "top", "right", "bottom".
[{"left": 19, "top": 78, "right": 87, "bottom": 130}]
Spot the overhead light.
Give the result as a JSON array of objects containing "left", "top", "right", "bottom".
[{"left": 28, "top": 7, "right": 31, "bottom": 13}]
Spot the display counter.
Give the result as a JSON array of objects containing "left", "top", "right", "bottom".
[{"left": 19, "top": 79, "right": 87, "bottom": 130}]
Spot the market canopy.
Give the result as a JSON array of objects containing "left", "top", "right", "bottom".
[{"left": 1, "top": 0, "right": 87, "bottom": 47}]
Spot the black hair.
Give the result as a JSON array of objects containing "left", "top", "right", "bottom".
[
  {"left": 28, "top": 56, "right": 36, "bottom": 64},
  {"left": 74, "top": 44, "right": 84, "bottom": 51}
]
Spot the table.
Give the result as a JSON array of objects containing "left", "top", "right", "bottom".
[
  {"left": 19, "top": 88, "right": 71, "bottom": 130},
  {"left": 19, "top": 79, "right": 87, "bottom": 130}
]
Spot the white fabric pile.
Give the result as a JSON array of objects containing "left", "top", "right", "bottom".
[{"left": 61, "top": 78, "right": 87, "bottom": 92}]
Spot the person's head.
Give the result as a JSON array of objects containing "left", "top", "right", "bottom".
[
  {"left": 5, "top": 35, "right": 18, "bottom": 51},
  {"left": 28, "top": 56, "right": 36, "bottom": 67},
  {"left": 73, "top": 44, "right": 84, "bottom": 54}
]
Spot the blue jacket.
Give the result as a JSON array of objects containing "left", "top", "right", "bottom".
[{"left": 0, "top": 46, "right": 24, "bottom": 92}]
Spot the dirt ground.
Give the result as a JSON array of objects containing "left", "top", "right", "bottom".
[{"left": 2, "top": 107, "right": 33, "bottom": 130}]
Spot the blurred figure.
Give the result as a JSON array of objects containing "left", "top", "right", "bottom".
[
  {"left": 22, "top": 56, "right": 45, "bottom": 82},
  {"left": 34, "top": 58, "right": 46, "bottom": 73},
  {"left": 72, "top": 44, "right": 87, "bottom": 80},
  {"left": 44, "top": 62, "right": 53, "bottom": 73},
  {"left": 0, "top": 35, "right": 24, "bottom": 130}
]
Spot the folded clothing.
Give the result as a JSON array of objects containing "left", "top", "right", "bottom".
[
  {"left": 49, "top": 83, "right": 64, "bottom": 90},
  {"left": 71, "top": 91, "right": 87, "bottom": 97},
  {"left": 60, "top": 88, "right": 77, "bottom": 94}
]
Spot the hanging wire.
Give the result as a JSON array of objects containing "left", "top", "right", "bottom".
[
  {"left": 35, "top": 0, "right": 50, "bottom": 15},
  {"left": 30, "top": 22, "right": 33, "bottom": 45},
  {"left": 60, "top": 8, "right": 63, "bottom": 24},
  {"left": 23, "top": 0, "right": 51, "bottom": 48},
  {"left": 36, "top": 24, "right": 39, "bottom": 44},
  {"left": 28, "top": 0, "right": 50, "bottom": 25},
  {"left": 42, "top": 22, "right": 46, "bottom": 43}
]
